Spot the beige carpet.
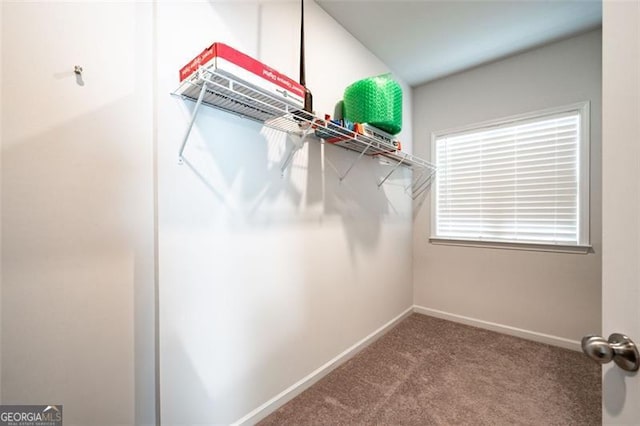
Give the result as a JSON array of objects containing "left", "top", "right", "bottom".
[{"left": 260, "top": 313, "right": 601, "bottom": 425}]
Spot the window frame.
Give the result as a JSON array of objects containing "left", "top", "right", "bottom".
[{"left": 429, "top": 102, "right": 591, "bottom": 254}]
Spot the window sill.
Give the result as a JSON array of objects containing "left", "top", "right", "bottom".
[{"left": 429, "top": 237, "right": 592, "bottom": 254}]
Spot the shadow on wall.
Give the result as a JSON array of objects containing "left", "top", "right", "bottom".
[
  {"left": 412, "top": 179, "right": 431, "bottom": 221},
  {"left": 603, "top": 367, "right": 627, "bottom": 416},
  {"left": 171, "top": 0, "right": 418, "bottom": 260},
  {"left": 2, "top": 95, "right": 150, "bottom": 265},
  {"left": 176, "top": 96, "right": 413, "bottom": 259},
  {"left": 161, "top": 2, "right": 417, "bottom": 423},
  {"left": 161, "top": 334, "right": 215, "bottom": 423},
  {"left": 168, "top": 98, "right": 415, "bottom": 424},
  {"left": 162, "top": 288, "right": 339, "bottom": 424},
  {"left": 177, "top": 103, "right": 305, "bottom": 218},
  {"left": 1, "top": 95, "right": 152, "bottom": 424}
]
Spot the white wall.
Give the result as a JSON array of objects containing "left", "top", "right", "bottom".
[
  {"left": 1, "top": 2, "right": 155, "bottom": 425},
  {"left": 412, "top": 30, "right": 602, "bottom": 344},
  {"left": 157, "top": 1, "right": 413, "bottom": 424}
]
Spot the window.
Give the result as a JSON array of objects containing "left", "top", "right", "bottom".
[{"left": 431, "top": 103, "right": 590, "bottom": 251}]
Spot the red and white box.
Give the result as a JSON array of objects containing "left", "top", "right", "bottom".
[{"left": 176, "top": 42, "right": 305, "bottom": 109}]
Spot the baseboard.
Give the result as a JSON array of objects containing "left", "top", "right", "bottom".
[
  {"left": 232, "top": 306, "right": 415, "bottom": 426},
  {"left": 413, "top": 305, "right": 581, "bottom": 352}
]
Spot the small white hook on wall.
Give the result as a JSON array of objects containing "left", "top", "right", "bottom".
[{"left": 73, "top": 65, "right": 85, "bottom": 86}]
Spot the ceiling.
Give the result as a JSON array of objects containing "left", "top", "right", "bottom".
[{"left": 315, "top": 0, "right": 602, "bottom": 87}]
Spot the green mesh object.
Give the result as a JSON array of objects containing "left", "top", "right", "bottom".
[{"left": 343, "top": 74, "right": 403, "bottom": 135}]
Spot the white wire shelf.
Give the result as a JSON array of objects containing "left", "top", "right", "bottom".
[{"left": 172, "top": 66, "right": 436, "bottom": 192}]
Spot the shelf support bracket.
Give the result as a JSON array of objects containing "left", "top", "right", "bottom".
[
  {"left": 178, "top": 80, "right": 209, "bottom": 164},
  {"left": 377, "top": 153, "right": 407, "bottom": 187},
  {"left": 338, "top": 142, "right": 372, "bottom": 182},
  {"left": 280, "top": 127, "right": 313, "bottom": 176}
]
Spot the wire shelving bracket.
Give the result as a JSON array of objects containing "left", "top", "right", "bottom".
[
  {"left": 280, "top": 127, "right": 313, "bottom": 176},
  {"left": 172, "top": 66, "right": 437, "bottom": 192}
]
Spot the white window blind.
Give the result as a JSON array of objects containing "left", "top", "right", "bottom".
[{"left": 433, "top": 105, "right": 589, "bottom": 247}]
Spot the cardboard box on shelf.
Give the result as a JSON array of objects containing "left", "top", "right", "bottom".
[{"left": 176, "top": 42, "right": 305, "bottom": 109}]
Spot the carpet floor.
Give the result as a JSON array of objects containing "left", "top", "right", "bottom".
[{"left": 260, "top": 313, "right": 601, "bottom": 425}]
